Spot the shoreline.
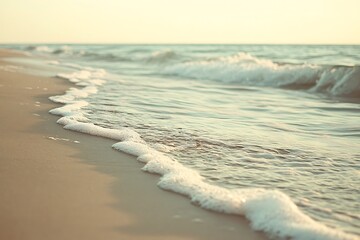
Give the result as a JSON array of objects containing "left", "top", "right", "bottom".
[{"left": 0, "top": 49, "right": 266, "bottom": 239}]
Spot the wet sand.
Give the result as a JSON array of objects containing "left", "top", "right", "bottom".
[{"left": 0, "top": 49, "right": 266, "bottom": 240}]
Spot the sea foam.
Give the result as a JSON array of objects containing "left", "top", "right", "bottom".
[
  {"left": 49, "top": 64, "right": 357, "bottom": 240},
  {"left": 114, "top": 141, "right": 356, "bottom": 240}
]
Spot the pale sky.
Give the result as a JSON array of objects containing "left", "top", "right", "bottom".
[{"left": 0, "top": 0, "right": 359, "bottom": 44}]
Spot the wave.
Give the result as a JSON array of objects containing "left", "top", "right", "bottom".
[
  {"left": 82, "top": 49, "right": 179, "bottom": 63},
  {"left": 26, "top": 45, "right": 75, "bottom": 55},
  {"left": 142, "top": 49, "right": 179, "bottom": 63},
  {"left": 163, "top": 53, "right": 360, "bottom": 98},
  {"left": 25, "top": 45, "right": 121, "bottom": 62},
  {"left": 26, "top": 45, "right": 181, "bottom": 63},
  {"left": 82, "top": 49, "right": 180, "bottom": 63},
  {"left": 33, "top": 46, "right": 183, "bottom": 65},
  {"left": 48, "top": 63, "right": 357, "bottom": 240},
  {"left": 82, "top": 52, "right": 132, "bottom": 62},
  {"left": 26, "top": 45, "right": 53, "bottom": 53},
  {"left": 27, "top": 46, "right": 360, "bottom": 98},
  {"left": 27, "top": 45, "right": 78, "bottom": 56}
]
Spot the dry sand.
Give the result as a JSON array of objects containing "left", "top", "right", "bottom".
[{"left": 0, "top": 49, "right": 266, "bottom": 240}]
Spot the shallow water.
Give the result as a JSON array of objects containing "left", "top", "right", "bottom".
[{"left": 5, "top": 44, "right": 360, "bottom": 238}]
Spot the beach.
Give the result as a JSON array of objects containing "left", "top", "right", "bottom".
[
  {"left": 0, "top": 49, "right": 266, "bottom": 240},
  {"left": 1, "top": 0, "right": 359, "bottom": 238}
]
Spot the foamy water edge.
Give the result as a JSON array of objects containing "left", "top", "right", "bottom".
[{"left": 48, "top": 63, "right": 357, "bottom": 240}]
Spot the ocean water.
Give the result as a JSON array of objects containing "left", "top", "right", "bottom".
[{"left": 4, "top": 44, "right": 360, "bottom": 239}]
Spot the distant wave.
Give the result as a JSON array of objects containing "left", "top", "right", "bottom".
[
  {"left": 142, "top": 49, "right": 179, "bottom": 63},
  {"left": 84, "top": 49, "right": 180, "bottom": 63},
  {"left": 27, "top": 45, "right": 78, "bottom": 55},
  {"left": 163, "top": 53, "right": 360, "bottom": 98},
  {"left": 82, "top": 52, "right": 132, "bottom": 62},
  {"left": 26, "top": 45, "right": 98, "bottom": 59},
  {"left": 26, "top": 45, "right": 181, "bottom": 63},
  {"left": 26, "top": 45, "right": 53, "bottom": 53},
  {"left": 25, "top": 45, "right": 186, "bottom": 64}
]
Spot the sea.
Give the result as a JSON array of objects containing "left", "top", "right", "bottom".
[{"left": 3, "top": 44, "right": 359, "bottom": 240}]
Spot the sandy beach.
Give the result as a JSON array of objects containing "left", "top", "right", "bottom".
[{"left": 0, "top": 49, "right": 266, "bottom": 240}]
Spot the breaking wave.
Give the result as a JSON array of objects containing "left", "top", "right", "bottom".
[
  {"left": 163, "top": 53, "right": 360, "bottom": 98},
  {"left": 25, "top": 45, "right": 360, "bottom": 98}
]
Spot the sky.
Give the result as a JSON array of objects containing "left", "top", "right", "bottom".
[{"left": 0, "top": 0, "right": 359, "bottom": 44}]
